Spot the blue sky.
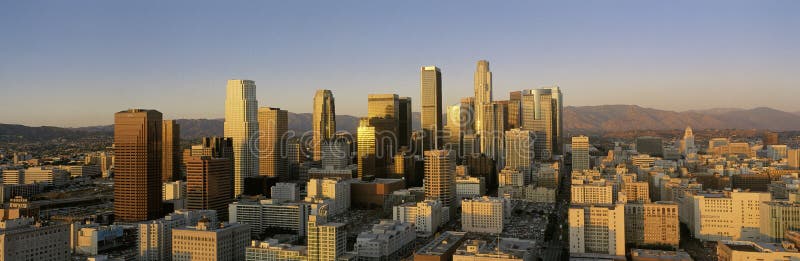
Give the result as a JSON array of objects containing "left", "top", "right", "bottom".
[{"left": 1, "top": 0, "right": 798, "bottom": 127}]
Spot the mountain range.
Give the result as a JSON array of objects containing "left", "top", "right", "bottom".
[{"left": 2, "top": 105, "right": 800, "bottom": 141}]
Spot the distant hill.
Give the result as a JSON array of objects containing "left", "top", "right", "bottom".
[
  {"left": 4, "top": 106, "right": 800, "bottom": 140},
  {"left": 565, "top": 105, "right": 800, "bottom": 132}
]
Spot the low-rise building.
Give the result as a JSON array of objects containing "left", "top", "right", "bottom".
[
  {"left": 354, "top": 220, "right": 415, "bottom": 260},
  {"left": 461, "top": 196, "right": 506, "bottom": 234},
  {"left": 171, "top": 219, "right": 250, "bottom": 261}
]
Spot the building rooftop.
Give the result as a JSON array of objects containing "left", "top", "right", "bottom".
[{"left": 416, "top": 231, "right": 466, "bottom": 255}]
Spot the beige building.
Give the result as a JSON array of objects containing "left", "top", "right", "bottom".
[
  {"left": 312, "top": 89, "right": 336, "bottom": 161},
  {"left": 246, "top": 240, "right": 308, "bottom": 261},
  {"left": 623, "top": 181, "right": 651, "bottom": 203},
  {"left": 505, "top": 129, "right": 534, "bottom": 184},
  {"left": 307, "top": 214, "right": 346, "bottom": 261},
  {"left": 686, "top": 191, "right": 771, "bottom": 241},
  {"left": 0, "top": 218, "right": 70, "bottom": 261},
  {"left": 171, "top": 219, "right": 250, "bottom": 261},
  {"left": 420, "top": 66, "right": 443, "bottom": 150},
  {"left": 461, "top": 196, "right": 506, "bottom": 234},
  {"left": 258, "top": 107, "right": 288, "bottom": 180},
  {"left": 624, "top": 202, "right": 679, "bottom": 248},
  {"left": 424, "top": 150, "right": 456, "bottom": 210},
  {"left": 224, "top": 79, "right": 260, "bottom": 196},
  {"left": 572, "top": 135, "right": 590, "bottom": 171},
  {"left": 473, "top": 60, "right": 492, "bottom": 148},
  {"left": 759, "top": 201, "right": 800, "bottom": 242},
  {"left": 392, "top": 199, "right": 443, "bottom": 236},
  {"left": 569, "top": 204, "right": 625, "bottom": 256},
  {"left": 571, "top": 183, "right": 614, "bottom": 205}
]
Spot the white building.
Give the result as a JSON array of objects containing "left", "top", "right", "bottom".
[
  {"left": 571, "top": 182, "right": 614, "bottom": 204},
  {"left": 393, "top": 199, "right": 443, "bottom": 236},
  {"left": 461, "top": 196, "right": 506, "bottom": 234},
  {"left": 138, "top": 209, "right": 217, "bottom": 261},
  {"left": 307, "top": 214, "right": 346, "bottom": 261},
  {"left": 229, "top": 199, "right": 310, "bottom": 238},
  {"left": 305, "top": 178, "right": 350, "bottom": 216},
  {"left": 0, "top": 217, "right": 71, "bottom": 261},
  {"left": 569, "top": 204, "right": 625, "bottom": 256},
  {"left": 162, "top": 180, "right": 186, "bottom": 201},
  {"left": 23, "top": 166, "right": 69, "bottom": 186},
  {"left": 354, "top": 220, "right": 416, "bottom": 260},
  {"left": 684, "top": 191, "right": 771, "bottom": 241}
]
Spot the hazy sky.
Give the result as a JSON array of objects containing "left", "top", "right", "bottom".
[{"left": 1, "top": 1, "right": 798, "bottom": 127}]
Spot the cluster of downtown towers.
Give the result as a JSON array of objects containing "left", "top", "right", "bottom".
[{"left": 112, "top": 60, "right": 564, "bottom": 222}]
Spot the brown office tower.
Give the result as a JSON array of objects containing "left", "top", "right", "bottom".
[
  {"left": 258, "top": 107, "right": 288, "bottom": 180},
  {"left": 162, "top": 120, "right": 181, "bottom": 182},
  {"left": 398, "top": 97, "right": 413, "bottom": 148},
  {"left": 185, "top": 156, "right": 233, "bottom": 221},
  {"left": 114, "top": 109, "right": 163, "bottom": 222},
  {"left": 507, "top": 91, "right": 522, "bottom": 129},
  {"left": 764, "top": 131, "right": 780, "bottom": 146}
]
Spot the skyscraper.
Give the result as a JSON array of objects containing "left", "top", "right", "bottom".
[
  {"left": 185, "top": 156, "right": 233, "bottom": 221},
  {"left": 368, "top": 94, "right": 399, "bottom": 120},
  {"left": 357, "top": 118, "right": 376, "bottom": 179},
  {"left": 480, "top": 102, "right": 507, "bottom": 167},
  {"left": 162, "top": 120, "right": 181, "bottom": 182},
  {"left": 446, "top": 103, "right": 468, "bottom": 158},
  {"left": 398, "top": 97, "right": 412, "bottom": 149},
  {"left": 424, "top": 150, "right": 456, "bottom": 210},
  {"left": 521, "top": 88, "right": 555, "bottom": 160},
  {"left": 258, "top": 107, "right": 288, "bottom": 180},
  {"left": 473, "top": 60, "right": 493, "bottom": 144},
  {"left": 572, "top": 135, "right": 590, "bottom": 171},
  {"left": 313, "top": 90, "right": 336, "bottom": 161},
  {"left": 420, "top": 66, "right": 443, "bottom": 150},
  {"left": 549, "top": 86, "right": 564, "bottom": 155},
  {"left": 507, "top": 91, "right": 522, "bottom": 129},
  {"left": 505, "top": 129, "right": 534, "bottom": 185},
  {"left": 114, "top": 109, "right": 163, "bottom": 222},
  {"left": 357, "top": 117, "right": 395, "bottom": 179},
  {"left": 224, "top": 79, "right": 259, "bottom": 197}
]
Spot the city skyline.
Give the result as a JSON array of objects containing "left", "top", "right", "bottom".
[{"left": 2, "top": 1, "right": 799, "bottom": 127}]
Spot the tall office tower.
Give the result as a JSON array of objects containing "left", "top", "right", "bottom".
[
  {"left": 185, "top": 156, "right": 233, "bottom": 221},
  {"left": 424, "top": 150, "right": 456, "bottom": 210},
  {"left": 473, "top": 60, "right": 493, "bottom": 139},
  {"left": 572, "top": 135, "right": 590, "bottom": 171},
  {"left": 549, "top": 86, "right": 563, "bottom": 155},
  {"left": 420, "top": 66, "right": 443, "bottom": 150},
  {"left": 171, "top": 219, "right": 250, "bottom": 261},
  {"left": 569, "top": 204, "right": 626, "bottom": 256},
  {"left": 507, "top": 91, "right": 522, "bottom": 129},
  {"left": 764, "top": 131, "right": 779, "bottom": 146},
  {"left": 258, "top": 107, "right": 288, "bottom": 179},
  {"left": 461, "top": 196, "right": 505, "bottom": 234},
  {"left": 114, "top": 109, "right": 163, "bottom": 222},
  {"left": 480, "top": 102, "right": 507, "bottom": 167},
  {"left": 397, "top": 97, "right": 413, "bottom": 148},
  {"left": 789, "top": 149, "right": 800, "bottom": 169},
  {"left": 224, "top": 79, "right": 259, "bottom": 196},
  {"left": 368, "top": 94, "right": 399, "bottom": 119},
  {"left": 322, "top": 141, "right": 350, "bottom": 170},
  {"left": 357, "top": 118, "right": 376, "bottom": 179},
  {"left": 460, "top": 97, "right": 476, "bottom": 133},
  {"left": 307, "top": 213, "right": 346, "bottom": 261},
  {"left": 624, "top": 202, "right": 679, "bottom": 248},
  {"left": 681, "top": 126, "right": 696, "bottom": 155},
  {"left": 504, "top": 129, "right": 534, "bottom": 185},
  {"left": 447, "top": 103, "right": 474, "bottom": 158},
  {"left": 313, "top": 89, "right": 336, "bottom": 161},
  {"left": 521, "top": 89, "right": 553, "bottom": 159},
  {"left": 162, "top": 120, "right": 181, "bottom": 182}
]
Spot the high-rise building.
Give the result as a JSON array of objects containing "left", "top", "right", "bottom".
[
  {"left": 397, "top": 97, "right": 412, "bottom": 149},
  {"left": 114, "top": 109, "right": 163, "bottom": 222},
  {"left": 424, "top": 150, "right": 456, "bottom": 210},
  {"left": 481, "top": 102, "right": 507, "bottom": 167},
  {"left": 473, "top": 60, "right": 492, "bottom": 142},
  {"left": 461, "top": 196, "right": 506, "bottom": 234},
  {"left": 185, "top": 156, "right": 233, "bottom": 221},
  {"left": 313, "top": 89, "right": 336, "bottom": 161},
  {"left": 171, "top": 219, "right": 250, "bottom": 261},
  {"left": 357, "top": 117, "right": 395, "bottom": 179},
  {"left": 357, "top": 119, "right": 376, "bottom": 180},
  {"left": 505, "top": 129, "right": 534, "bottom": 185},
  {"left": 759, "top": 201, "right": 800, "bottom": 242},
  {"left": 569, "top": 204, "right": 625, "bottom": 256},
  {"left": 420, "top": 66, "right": 443, "bottom": 150},
  {"left": 790, "top": 149, "right": 800, "bottom": 169},
  {"left": 368, "top": 94, "right": 399, "bottom": 120},
  {"left": 162, "top": 120, "right": 181, "bottom": 182},
  {"left": 224, "top": 79, "right": 259, "bottom": 196},
  {"left": 307, "top": 213, "right": 346, "bottom": 261},
  {"left": 623, "top": 181, "right": 650, "bottom": 203},
  {"left": 549, "top": 86, "right": 563, "bottom": 155},
  {"left": 764, "top": 131, "right": 780, "bottom": 146},
  {"left": 571, "top": 182, "right": 614, "bottom": 205},
  {"left": 624, "top": 202, "right": 679, "bottom": 248},
  {"left": 306, "top": 178, "right": 351, "bottom": 216},
  {"left": 572, "top": 135, "right": 590, "bottom": 171},
  {"left": 258, "top": 107, "right": 288, "bottom": 180},
  {"left": 507, "top": 91, "right": 522, "bottom": 129},
  {"left": 228, "top": 199, "right": 311, "bottom": 238},
  {"left": 522, "top": 89, "right": 555, "bottom": 160}
]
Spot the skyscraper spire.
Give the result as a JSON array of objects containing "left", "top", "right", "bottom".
[{"left": 474, "top": 60, "right": 492, "bottom": 154}]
